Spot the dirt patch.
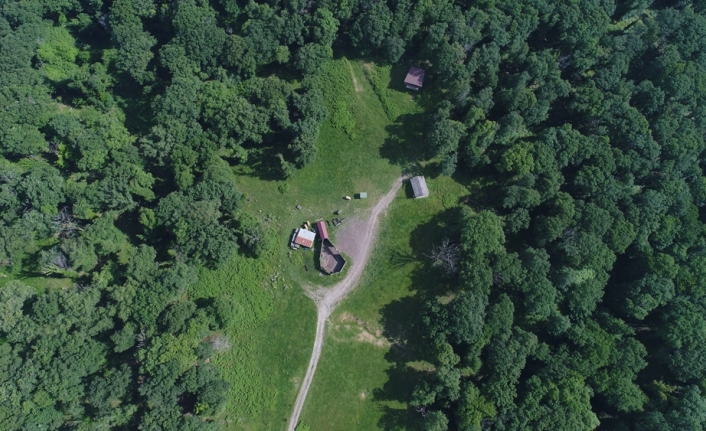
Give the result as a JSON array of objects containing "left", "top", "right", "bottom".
[
  {"left": 357, "top": 330, "right": 390, "bottom": 347},
  {"left": 335, "top": 219, "right": 367, "bottom": 265},
  {"left": 339, "top": 312, "right": 390, "bottom": 347},
  {"left": 339, "top": 312, "right": 356, "bottom": 322},
  {"left": 346, "top": 59, "right": 364, "bottom": 93}
]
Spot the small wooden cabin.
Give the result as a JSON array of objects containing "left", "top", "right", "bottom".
[{"left": 404, "top": 67, "right": 425, "bottom": 90}]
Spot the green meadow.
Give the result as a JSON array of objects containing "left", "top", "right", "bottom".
[
  {"left": 298, "top": 174, "right": 470, "bottom": 430},
  {"left": 188, "top": 58, "right": 452, "bottom": 430}
]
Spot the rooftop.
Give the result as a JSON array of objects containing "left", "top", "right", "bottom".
[
  {"left": 404, "top": 67, "right": 425, "bottom": 88},
  {"left": 320, "top": 242, "right": 346, "bottom": 274},
  {"left": 410, "top": 176, "right": 430, "bottom": 198},
  {"left": 316, "top": 221, "right": 329, "bottom": 241},
  {"left": 294, "top": 228, "right": 316, "bottom": 248}
]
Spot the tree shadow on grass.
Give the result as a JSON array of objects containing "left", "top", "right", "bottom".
[
  {"left": 374, "top": 363, "right": 427, "bottom": 431},
  {"left": 374, "top": 297, "right": 435, "bottom": 431},
  {"left": 372, "top": 208, "right": 464, "bottom": 429},
  {"left": 235, "top": 146, "right": 287, "bottom": 182},
  {"left": 377, "top": 405, "right": 424, "bottom": 431},
  {"left": 380, "top": 112, "right": 428, "bottom": 170},
  {"left": 389, "top": 247, "right": 420, "bottom": 268}
]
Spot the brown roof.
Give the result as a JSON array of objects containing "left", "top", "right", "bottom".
[
  {"left": 404, "top": 67, "right": 425, "bottom": 88},
  {"left": 293, "top": 228, "right": 315, "bottom": 248},
  {"left": 316, "top": 221, "right": 329, "bottom": 241},
  {"left": 320, "top": 243, "right": 346, "bottom": 274}
]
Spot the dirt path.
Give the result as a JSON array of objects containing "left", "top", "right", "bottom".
[
  {"left": 287, "top": 177, "right": 405, "bottom": 431},
  {"left": 346, "top": 59, "right": 364, "bottom": 93}
]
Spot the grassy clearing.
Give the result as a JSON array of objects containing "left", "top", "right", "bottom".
[
  {"left": 189, "top": 58, "right": 427, "bottom": 429},
  {"left": 234, "top": 58, "right": 421, "bottom": 288},
  {"left": 191, "top": 251, "right": 315, "bottom": 430},
  {"left": 0, "top": 272, "right": 75, "bottom": 293},
  {"left": 299, "top": 174, "right": 470, "bottom": 430}
]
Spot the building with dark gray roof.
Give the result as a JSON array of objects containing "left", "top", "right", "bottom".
[{"left": 410, "top": 176, "right": 429, "bottom": 198}]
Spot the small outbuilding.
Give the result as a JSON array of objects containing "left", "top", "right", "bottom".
[
  {"left": 404, "top": 67, "right": 425, "bottom": 91},
  {"left": 315, "top": 221, "right": 329, "bottom": 241},
  {"left": 410, "top": 176, "right": 430, "bottom": 198},
  {"left": 319, "top": 235, "right": 346, "bottom": 274},
  {"left": 357, "top": 192, "right": 367, "bottom": 199},
  {"left": 293, "top": 228, "right": 316, "bottom": 248}
]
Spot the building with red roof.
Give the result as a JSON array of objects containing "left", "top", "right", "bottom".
[
  {"left": 293, "top": 228, "right": 316, "bottom": 248},
  {"left": 315, "top": 221, "right": 329, "bottom": 241}
]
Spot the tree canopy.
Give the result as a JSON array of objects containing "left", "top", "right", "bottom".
[{"left": 2, "top": 0, "right": 706, "bottom": 429}]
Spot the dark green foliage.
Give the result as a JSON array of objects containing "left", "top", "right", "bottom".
[
  {"left": 424, "top": 410, "right": 449, "bottom": 431},
  {"left": 160, "top": 301, "right": 197, "bottom": 334},
  {"left": 350, "top": 2, "right": 393, "bottom": 51},
  {"left": 17, "top": 162, "right": 65, "bottom": 215},
  {"left": 155, "top": 183, "right": 239, "bottom": 266},
  {"left": 2, "top": 0, "right": 706, "bottom": 429},
  {"left": 237, "top": 213, "right": 271, "bottom": 258},
  {"left": 110, "top": 0, "right": 157, "bottom": 84},
  {"left": 295, "top": 43, "right": 333, "bottom": 75},
  {"left": 427, "top": 103, "right": 466, "bottom": 176},
  {"left": 355, "top": 1, "right": 706, "bottom": 429},
  {"left": 169, "top": 0, "right": 226, "bottom": 73}
]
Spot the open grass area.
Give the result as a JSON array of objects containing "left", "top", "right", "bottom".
[
  {"left": 298, "top": 173, "right": 470, "bottom": 430},
  {"left": 188, "top": 58, "right": 430, "bottom": 429},
  {"left": 0, "top": 272, "right": 75, "bottom": 293},
  {"left": 190, "top": 248, "right": 316, "bottom": 429},
  {"left": 233, "top": 58, "right": 421, "bottom": 288}
]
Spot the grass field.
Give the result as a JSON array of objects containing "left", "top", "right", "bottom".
[
  {"left": 297, "top": 174, "right": 469, "bottom": 430},
  {"left": 188, "top": 58, "right": 435, "bottom": 429},
  {"left": 233, "top": 58, "right": 421, "bottom": 288}
]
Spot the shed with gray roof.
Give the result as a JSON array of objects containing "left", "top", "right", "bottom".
[{"left": 410, "top": 176, "right": 429, "bottom": 198}]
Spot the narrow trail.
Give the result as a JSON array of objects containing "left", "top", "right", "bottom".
[
  {"left": 346, "top": 58, "right": 364, "bottom": 93},
  {"left": 287, "top": 177, "right": 405, "bottom": 431}
]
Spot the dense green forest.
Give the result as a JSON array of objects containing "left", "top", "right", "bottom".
[{"left": 1, "top": 0, "right": 706, "bottom": 429}]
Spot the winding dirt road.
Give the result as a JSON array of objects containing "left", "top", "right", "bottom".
[{"left": 287, "top": 177, "right": 405, "bottom": 431}]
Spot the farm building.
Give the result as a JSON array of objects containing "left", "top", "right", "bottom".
[
  {"left": 293, "top": 228, "right": 316, "bottom": 248},
  {"left": 410, "top": 176, "right": 430, "bottom": 198},
  {"left": 319, "top": 238, "right": 346, "bottom": 274},
  {"left": 404, "top": 67, "right": 425, "bottom": 90},
  {"left": 315, "top": 221, "right": 329, "bottom": 241},
  {"left": 315, "top": 220, "right": 346, "bottom": 274}
]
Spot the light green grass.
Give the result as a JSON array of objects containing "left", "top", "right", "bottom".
[
  {"left": 234, "top": 58, "right": 422, "bottom": 289},
  {"left": 191, "top": 58, "right": 427, "bottom": 430},
  {"left": 0, "top": 273, "right": 75, "bottom": 293},
  {"left": 236, "top": 59, "right": 401, "bottom": 284},
  {"left": 299, "top": 174, "right": 469, "bottom": 431},
  {"left": 190, "top": 242, "right": 317, "bottom": 430},
  {"left": 0, "top": 238, "right": 75, "bottom": 293}
]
